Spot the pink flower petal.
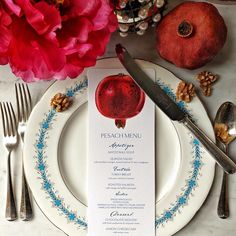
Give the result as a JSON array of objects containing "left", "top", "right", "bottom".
[
  {"left": 54, "top": 63, "right": 84, "bottom": 80},
  {"left": 92, "top": 0, "right": 115, "bottom": 30},
  {"left": 16, "top": 0, "right": 61, "bottom": 35},
  {"left": 58, "top": 17, "right": 93, "bottom": 44},
  {"left": 8, "top": 17, "right": 65, "bottom": 82},
  {"left": 0, "top": 5, "right": 12, "bottom": 65},
  {"left": 0, "top": 0, "right": 118, "bottom": 81},
  {"left": 2, "top": 0, "right": 21, "bottom": 16},
  {"left": 64, "top": 0, "right": 101, "bottom": 18}
]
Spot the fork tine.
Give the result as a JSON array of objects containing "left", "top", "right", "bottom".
[
  {"left": 21, "top": 84, "right": 29, "bottom": 120},
  {"left": 26, "top": 84, "right": 32, "bottom": 114},
  {"left": 9, "top": 102, "right": 17, "bottom": 136},
  {"left": 2, "top": 102, "right": 11, "bottom": 136},
  {"left": 9, "top": 103, "right": 17, "bottom": 135},
  {"left": 15, "top": 84, "right": 21, "bottom": 122},
  {"left": 0, "top": 102, "right": 7, "bottom": 137},
  {"left": 18, "top": 84, "right": 26, "bottom": 122},
  {"left": 6, "top": 102, "right": 15, "bottom": 136}
]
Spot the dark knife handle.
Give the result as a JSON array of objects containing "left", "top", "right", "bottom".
[{"left": 182, "top": 116, "right": 236, "bottom": 174}]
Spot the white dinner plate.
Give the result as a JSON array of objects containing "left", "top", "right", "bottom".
[{"left": 24, "top": 58, "right": 215, "bottom": 236}]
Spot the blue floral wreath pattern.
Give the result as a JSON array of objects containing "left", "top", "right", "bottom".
[
  {"left": 34, "top": 78, "right": 202, "bottom": 230},
  {"left": 35, "top": 79, "right": 88, "bottom": 228},
  {"left": 155, "top": 81, "right": 202, "bottom": 227}
]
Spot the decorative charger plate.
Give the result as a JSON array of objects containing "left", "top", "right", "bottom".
[{"left": 24, "top": 58, "right": 215, "bottom": 236}]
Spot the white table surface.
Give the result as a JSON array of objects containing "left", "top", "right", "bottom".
[{"left": 0, "top": 1, "right": 236, "bottom": 235}]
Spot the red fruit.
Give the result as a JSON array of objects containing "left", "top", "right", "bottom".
[
  {"left": 95, "top": 74, "right": 145, "bottom": 128},
  {"left": 156, "top": 1, "right": 227, "bottom": 69}
]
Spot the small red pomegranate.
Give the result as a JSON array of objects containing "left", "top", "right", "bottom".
[{"left": 95, "top": 74, "right": 145, "bottom": 128}]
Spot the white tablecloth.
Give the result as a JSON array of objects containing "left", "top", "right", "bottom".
[{"left": 0, "top": 1, "right": 236, "bottom": 235}]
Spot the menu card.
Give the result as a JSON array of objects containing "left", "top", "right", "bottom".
[{"left": 88, "top": 69, "right": 155, "bottom": 236}]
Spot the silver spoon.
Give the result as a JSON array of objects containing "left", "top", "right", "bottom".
[{"left": 214, "top": 102, "right": 236, "bottom": 219}]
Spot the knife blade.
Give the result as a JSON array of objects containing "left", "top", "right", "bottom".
[{"left": 116, "top": 44, "right": 236, "bottom": 174}]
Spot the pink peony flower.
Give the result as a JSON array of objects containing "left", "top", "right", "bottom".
[
  {"left": 0, "top": 3, "right": 12, "bottom": 65},
  {"left": 0, "top": 0, "right": 117, "bottom": 82}
]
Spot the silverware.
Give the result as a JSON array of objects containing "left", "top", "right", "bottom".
[
  {"left": 214, "top": 102, "right": 236, "bottom": 219},
  {"left": 115, "top": 44, "right": 236, "bottom": 174},
  {"left": 0, "top": 102, "right": 18, "bottom": 221},
  {"left": 15, "top": 83, "right": 33, "bottom": 221}
]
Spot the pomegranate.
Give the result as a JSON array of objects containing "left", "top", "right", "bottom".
[
  {"left": 156, "top": 1, "right": 227, "bottom": 69},
  {"left": 95, "top": 74, "right": 145, "bottom": 128}
]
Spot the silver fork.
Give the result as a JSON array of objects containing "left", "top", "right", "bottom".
[
  {"left": 15, "top": 83, "right": 33, "bottom": 221},
  {"left": 0, "top": 102, "right": 18, "bottom": 221}
]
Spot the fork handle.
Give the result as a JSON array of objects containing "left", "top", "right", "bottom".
[
  {"left": 20, "top": 166, "right": 33, "bottom": 221},
  {"left": 5, "top": 151, "right": 17, "bottom": 221}
]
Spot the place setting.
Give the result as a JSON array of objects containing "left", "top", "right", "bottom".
[{"left": 0, "top": 1, "right": 236, "bottom": 236}]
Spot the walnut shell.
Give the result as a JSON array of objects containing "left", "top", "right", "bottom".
[{"left": 50, "top": 93, "right": 72, "bottom": 112}]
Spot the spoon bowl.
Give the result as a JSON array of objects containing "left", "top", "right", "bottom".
[
  {"left": 214, "top": 102, "right": 236, "bottom": 145},
  {"left": 214, "top": 101, "right": 236, "bottom": 219}
]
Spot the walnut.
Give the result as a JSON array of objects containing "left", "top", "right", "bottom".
[
  {"left": 50, "top": 93, "right": 72, "bottom": 112},
  {"left": 176, "top": 80, "right": 195, "bottom": 103},
  {"left": 201, "top": 85, "right": 212, "bottom": 97},
  {"left": 214, "top": 123, "right": 233, "bottom": 144},
  {"left": 196, "top": 71, "right": 219, "bottom": 96}
]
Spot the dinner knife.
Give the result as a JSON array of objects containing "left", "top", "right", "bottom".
[{"left": 116, "top": 44, "right": 236, "bottom": 174}]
